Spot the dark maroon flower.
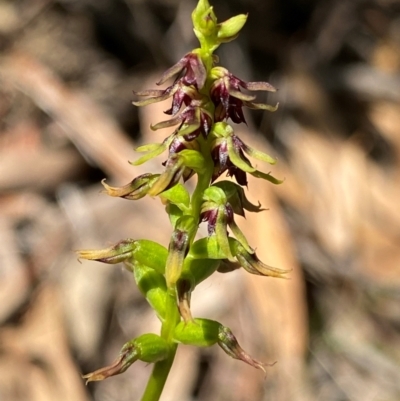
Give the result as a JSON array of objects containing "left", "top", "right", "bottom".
[
  {"left": 168, "top": 135, "right": 200, "bottom": 155},
  {"left": 201, "top": 202, "right": 234, "bottom": 236},
  {"left": 157, "top": 51, "right": 207, "bottom": 89},
  {"left": 211, "top": 137, "right": 250, "bottom": 185},
  {"left": 200, "top": 185, "right": 253, "bottom": 259},
  {"left": 133, "top": 82, "right": 198, "bottom": 117},
  {"left": 210, "top": 67, "right": 278, "bottom": 124},
  {"left": 150, "top": 98, "right": 213, "bottom": 140},
  {"left": 210, "top": 122, "right": 281, "bottom": 186},
  {"left": 200, "top": 203, "right": 234, "bottom": 259},
  {"left": 211, "top": 180, "right": 265, "bottom": 217},
  {"left": 132, "top": 51, "right": 211, "bottom": 140}
]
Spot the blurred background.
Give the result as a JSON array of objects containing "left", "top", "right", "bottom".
[{"left": 1, "top": 0, "right": 400, "bottom": 400}]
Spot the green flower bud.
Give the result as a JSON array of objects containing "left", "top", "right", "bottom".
[
  {"left": 192, "top": 0, "right": 217, "bottom": 38},
  {"left": 82, "top": 334, "right": 168, "bottom": 383},
  {"left": 217, "top": 14, "right": 248, "bottom": 43},
  {"left": 165, "top": 216, "right": 194, "bottom": 287},
  {"left": 173, "top": 318, "right": 221, "bottom": 347}
]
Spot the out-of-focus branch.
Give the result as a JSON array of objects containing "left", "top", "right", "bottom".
[{"left": 0, "top": 51, "right": 155, "bottom": 182}]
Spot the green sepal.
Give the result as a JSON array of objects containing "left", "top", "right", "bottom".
[
  {"left": 131, "top": 262, "right": 167, "bottom": 321},
  {"left": 210, "top": 180, "right": 237, "bottom": 199},
  {"left": 179, "top": 149, "right": 206, "bottom": 173},
  {"left": 130, "top": 135, "right": 175, "bottom": 166},
  {"left": 215, "top": 207, "right": 234, "bottom": 259},
  {"left": 189, "top": 236, "right": 235, "bottom": 260},
  {"left": 203, "top": 186, "right": 227, "bottom": 205},
  {"left": 181, "top": 257, "right": 220, "bottom": 286},
  {"left": 210, "top": 121, "right": 233, "bottom": 137},
  {"left": 173, "top": 318, "right": 221, "bottom": 347},
  {"left": 160, "top": 183, "right": 191, "bottom": 213},
  {"left": 165, "top": 203, "right": 183, "bottom": 227},
  {"left": 131, "top": 240, "right": 168, "bottom": 274},
  {"left": 228, "top": 219, "right": 252, "bottom": 254}
]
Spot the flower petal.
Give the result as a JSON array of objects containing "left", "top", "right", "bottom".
[
  {"left": 240, "top": 142, "right": 277, "bottom": 165},
  {"left": 243, "top": 81, "right": 276, "bottom": 92},
  {"left": 131, "top": 135, "right": 176, "bottom": 166},
  {"left": 249, "top": 170, "right": 284, "bottom": 185},
  {"left": 151, "top": 114, "right": 184, "bottom": 131},
  {"left": 132, "top": 89, "right": 174, "bottom": 107},
  {"left": 227, "top": 88, "right": 256, "bottom": 102},
  {"left": 243, "top": 100, "right": 279, "bottom": 112},
  {"left": 157, "top": 58, "right": 187, "bottom": 86}
]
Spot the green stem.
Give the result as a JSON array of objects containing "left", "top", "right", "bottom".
[
  {"left": 140, "top": 289, "right": 179, "bottom": 401},
  {"left": 140, "top": 347, "right": 177, "bottom": 401}
]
